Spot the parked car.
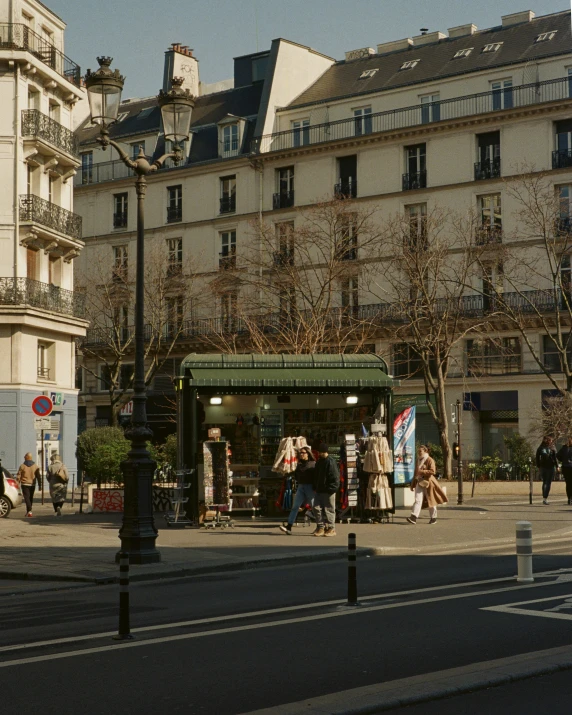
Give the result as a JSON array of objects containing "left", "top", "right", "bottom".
[{"left": 1, "top": 469, "right": 23, "bottom": 517}]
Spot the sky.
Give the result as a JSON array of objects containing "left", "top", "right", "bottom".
[{"left": 47, "top": 0, "right": 570, "bottom": 100}]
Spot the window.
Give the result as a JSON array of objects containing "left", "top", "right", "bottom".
[
  {"left": 341, "top": 276, "right": 359, "bottom": 313},
  {"left": 220, "top": 291, "right": 238, "bottom": 331},
  {"left": 81, "top": 152, "right": 93, "bottom": 185},
  {"left": 292, "top": 119, "right": 310, "bottom": 147},
  {"left": 27, "top": 247, "right": 39, "bottom": 280},
  {"left": 219, "top": 230, "right": 236, "bottom": 270},
  {"left": 536, "top": 31, "right": 557, "bottom": 43},
  {"left": 167, "top": 238, "right": 183, "bottom": 276},
  {"left": 137, "top": 107, "right": 154, "bottom": 120},
  {"left": 420, "top": 94, "right": 440, "bottom": 124},
  {"left": 112, "top": 245, "right": 128, "bottom": 282},
  {"left": 222, "top": 124, "right": 239, "bottom": 156},
  {"left": 337, "top": 213, "right": 358, "bottom": 260},
  {"left": 75, "top": 365, "right": 84, "bottom": 392},
  {"left": 475, "top": 131, "right": 501, "bottom": 180},
  {"left": 49, "top": 255, "right": 61, "bottom": 287},
  {"left": 561, "top": 253, "right": 572, "bottom": 294},
  {"left": 568, "top": 68, "right": 572, "bottom": 99},
  {"left": 275, "top": 222, "right": 295, "bottom": 266},
  {"left": 353, "top": 107, "right": 372, "bottom": 136},
  {"left": 113, "top": 193, "right": 128, "bottom": 229},
  {"left": 453, "top": 48, "right": 473, "bottom": 58},
  {"left": 359, "top": 69, "right": 379, "bottom": 79},
  {"left": 336, "top": 155, "right": 357, "bottom": 198},
  {"left": 482, "top": 43, "right": 503, "bottom": 53},
  {"left": 113, "top": 304, "right": 130, "bottom": 342},
  {"left": 491, "top": 79, "right": 513, "bottom": 111},
  {"left": 392, "top": 343, "right": 422, "bottom": 378},
  {"left": 99, "top": 364, "right": 134, "bottom": 392},
  {"left": 165, "top": 296, "right": 184, "bottom": 337},
  {"left": 279, "top": 286, "right": 296, "bottom": 324},
  {"left": 167, "top": 185, "right": 182, "bottom": 223},
  {"left": 403, "top": 144, "right": 426, "bottom": 190},
  {"left": 37, "top": 341, "right": 52, "bottom": 380},
  {"left": 405, "top": 204, "right": 427, "bottom": 250},
  {"left": 48, "top": 102, "right": 60, "bottom": 122},
  {"left": 543, "top": 335, "right": 572, "bottom": 372},
  {"left": 220, "top": 175, "right": 236, "bottom": 214},
  {"left": 478, "top": 194, "right": 502, "bottom": 244},
  {"left": 466, "top": 338, "right": 521, "bottom": 375},
  {"left": 553, "top": 119, "right": 572, "bottom": 169},
  {"left": 400, "top": 59, "right": 420, "bottom": 70},
  {"left": 28, "top": 89, "right": 40, "bottom": 111},
  {"left": 130, "top": 142, "right": 145, "bottom": 160},
  {"left": 481, "top": 262, "right": 504, "bottom": 310},
  {"left": 26, "top": 164, "right": 34, "bottom": 195},
  {"left": 273, "top": 167, "right": 295, "bottom": 209}
]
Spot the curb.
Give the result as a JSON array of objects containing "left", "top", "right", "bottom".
[{"left": 0, "top": 546, "right": 376, "bottom": 585}]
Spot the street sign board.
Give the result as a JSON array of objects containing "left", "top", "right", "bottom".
[
  {"left": 49, "top": 391, "right": 63, "bottom": 407},
  {"left": 34, "top": 417, "right": 51, "bottom": 430},
  {"left": 208, "top": 427, "right": 221, "bottom": 439},
  {"left": 32, "top": 395, "right": 53, "bottom": 417},
  {"left": 120, "top": 400, "right": 133, "bottom": 416}
]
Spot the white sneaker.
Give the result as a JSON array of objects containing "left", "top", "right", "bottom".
[
  {"left": 56, "top": 506, "right": 62, "bottom": 516},
  {"left": 543, "top": 499, "right": 549, "bottom": 505}
]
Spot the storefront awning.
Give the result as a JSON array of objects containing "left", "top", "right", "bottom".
[{"left": 178, "top": 353, "right": 397, "bottom": 393}]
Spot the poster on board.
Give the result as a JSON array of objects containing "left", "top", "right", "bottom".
[{"left": 393, "top": 406, "right": 416, "bottom": 485}]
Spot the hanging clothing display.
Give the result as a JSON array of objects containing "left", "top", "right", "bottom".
[
  {"left": 272, "top": 436, "right": 308, "bottom": 474},
  {"left": 362, "top": 434, "right": 394, "bottom": 511},
  {"left": 365, "top": 474, "right": 392, "bottom": 510}
]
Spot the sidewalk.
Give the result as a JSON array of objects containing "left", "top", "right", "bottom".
[{"left": 2, "top": 486, "right": 572, "bottom": 585}]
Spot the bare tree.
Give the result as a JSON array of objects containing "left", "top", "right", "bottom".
[
  {"left": 76, "top": 239, "right": 201, "bottom": 425},
  {"left": 527, "top": 393, "right": 572, "bottom": 444},
  {"left": 202, "top": 198, "right": 384, "bottom": 355}
]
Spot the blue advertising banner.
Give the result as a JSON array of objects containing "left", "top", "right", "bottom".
[{"left": 393, "top": 406, "right": 416, "bottom": 485}]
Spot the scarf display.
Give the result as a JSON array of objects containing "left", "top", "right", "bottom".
[
  {"left": 362, "top": 435, "right": 393, "bottom": 475},
  {"left": 272, "top": 436, "right": 308, "bottom": 474}
]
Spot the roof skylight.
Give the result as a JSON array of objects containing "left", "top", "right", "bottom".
[
  {"left": 400, "top": 59, "right": 420, "bottom": 70},
  {"left": 453, "top": 48, "right": 473, "bottom": 58},
  {"left": 482, "top": 42, "right": 503, "bottom": 53},
  {"left": 536, "top": 31, "right": 557, "bottom": 42}
]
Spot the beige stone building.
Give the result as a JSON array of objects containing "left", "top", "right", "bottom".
[
  {"left": 74, "top": 9, "right": 572, "bottom": 460},
  {"left": 0, "top": 0, "right": 85, "bottom": 473}
]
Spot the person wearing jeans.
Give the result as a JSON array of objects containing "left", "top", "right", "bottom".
[
  {"left": 17, "top": 453, "right": 41, "bottom": 517},
  {"left": 312, "top": 443, "right": 340, "bottom": 537},
  {"left": 279, "top": 447, "right": 315, "bottom": 534},
  {"left": 536, "top": 436, "right": 558, "bottom": 505},
  {"left": 557, "top": 437, "right": 572, "bottom": 506}
]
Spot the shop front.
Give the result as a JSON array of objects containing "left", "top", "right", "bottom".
[{"left": 176, "top": 354, "right": 397, "bottom": 523}]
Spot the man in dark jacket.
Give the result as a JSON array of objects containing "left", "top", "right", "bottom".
[
  {"left": 536, "top": 436, "right": 558, "bottom": 505},
  {"left": 279, "top": 446, "right": 315, "bottom": 535},
  {"left": 557, "top": 437, "right": 572, "bottom": 505},
  {"left": 312, "top": 443, "right": 340, "bottom": 537}
]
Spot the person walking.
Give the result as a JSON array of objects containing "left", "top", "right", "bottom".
[
  {"left": 557, "top": 437, "right": 572, "bottom": 506},
  {"left": 536, "top": 435, "right": 558, "bottom": 505},
  {"left": 406, "top": 445, "right": 448, "bottom": 525},
  {"left": 17, "top": 453, "right": 41, "bottom": 517},
  {"left": 46, "top": 454, "right": 69, "bottom": 516},
  {"left": 279, "top": 446, "right": 316, "bottom": 535},
  {"left": 312, "top": 443, "right": 340, "bottom": 537}
]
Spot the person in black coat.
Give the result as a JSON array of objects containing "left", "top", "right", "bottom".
[
  {"left": 536, "top": 436, "right": 558, "bottom": 505},
  {"left": 279, "top": 447, "right": 316, "bottom": 535},
  {"left": 557, "top": 437, "right": 572, "bottom": 505},
  {"left": 312, "top": 443, "right": 340, "bottom": 537}
]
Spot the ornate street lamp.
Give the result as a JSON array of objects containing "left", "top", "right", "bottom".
[{"left": 85, "top": 57, "right": 194, "bottom": 563}]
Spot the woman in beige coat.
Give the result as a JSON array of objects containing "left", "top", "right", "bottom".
[{"left": 406, "top": 445, "right": 448, "bottom": 525}]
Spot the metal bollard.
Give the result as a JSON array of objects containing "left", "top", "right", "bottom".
[
  {"left": 516, "top": 521, "right": 534, "bottom": 583},
  {"left": 347, "top": 533, "right": 359, "bottom": 606},
  {"left": 113, "top": 552, "right": 134, "bottom": 640}
]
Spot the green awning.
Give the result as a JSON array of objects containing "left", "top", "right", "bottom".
[{"left": 178, "top": 353, "right": 397, "bottom": 393}]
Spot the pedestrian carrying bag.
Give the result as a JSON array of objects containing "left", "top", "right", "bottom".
[{"left": 418, "top": 479, "right": 430, "bottom": 488}]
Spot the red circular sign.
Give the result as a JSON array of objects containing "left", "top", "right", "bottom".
[{"left": 32, "top": 395, "right": 53, "bottom": 417}]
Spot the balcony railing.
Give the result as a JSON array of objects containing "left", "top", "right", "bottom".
[
  {"left": 273, "top": 191, "right": 295, "bottom": 209},
  {"left": 474, "top": 157, "right": 501, "bottom": 181},
  {"left": 0, "top": 277, "right": 85, "bottom": 318},
  {"left": 402, "top": 171, "right": 427, "bottom": 191},
  {"left": 75, "top": 159, "right": 134, "bottom": 187},
  {"left": 19, "top": 194, "right": 82, "bottom": 240},
  {"left": 475, "top": 224, "right": 503, "bottom": 245},
  {"left": 219, "top": 196, "right": 236, "bottom": 214},
  {"left": 37, "top": 366, "right": 51, "bottom": 379},
  {"left": 113, "top": 211, "right": 128, "bottom": 229},
  {"left": 334, "top": 180, "right": 357, "bottom": 199},
  {"left": 166, "top": 205, "right": 182, "bottom": 223},
  {"left": 21, "top": 109, "right": 78, "bottom": 158},
  {"left": 0, "top": 24, "right": 81, "bottom": 86},
  {"left": 252, "top": 77, "right": 572, "bottom": 154},
  {"left": 219, "top": 253, "right": 236, "bottom": 271},
  {"left": 552, "top": 149, "right": 572, "bottom": 169}
]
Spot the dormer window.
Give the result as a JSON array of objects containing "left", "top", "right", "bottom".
[
  {"left": 218, "top": 115, "right": 246, "bottom": 158},
  {"left": 453, "top": 48, "right": 473, "bottom": 58},
  {"left": 137, "top": 107, "right": 154, "bottom": 120},
  {"left": 536, "top": 31, "right": 557, "bottom": 42},
  {"left": 359, "top": 69, "right": 378, "bottom": 79},
  {"left": 400, "top": 59, "right": 420, "bottom": 70},
  {"left": 482, "top": 43, "right": 503, "bottom": 53}
]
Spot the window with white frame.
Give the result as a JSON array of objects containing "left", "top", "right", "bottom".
[
  {"left": 37, "top": 341, "right": 54, "bottom": 381},
  {"left": 219, "top": 230, "right": 236, "bottom": 270},
  {"left": 359, "top": 69, "right": 378, "bottom": 79},
  {"left": 113, "top": 193, "right": 128, "bottom": 229},
  {"left": 167, "top": 185, "right": 182, "bottom": 223},
  {"left": 81, "top": 151, "right": 93, "bottom": 184},
  {"left": 420, "top": 94, "right": 440, "bottom": 124},
  {"left": 400, "top": 59, "right": 420, "bottom": 70},
  {"left": 220, "top": 291, "right": 238, "bottom": 330},
  {"left": 353, "top": 106, "right": 372, "bottom": 136},
  {"left": 167, "top": 238, "right": 183, "bottom": 275},
  {"left": 466, "top": 337, "right": 521, "bottom": 376},
  {"left": 479, "top": 194, "right": 502, "bottom": 241},
  {"left": 292, "top": 119, "right": 310, "bottom": 147},
  {"left": 491, "top": 79, "right": 513, "bottom": 110},
  {"left": 113, "top": 304, "right": 130, "bottom": 342},
  {"left": 337, "top": 213, "right": 358, "bottom": 260},
  {"left": 405, "top": 204, "right": 427, "bottom": 250},
  {"left": 130, "top": 141, "right": 145, "bottom": 159},
  {"left": 165, "top": 296, "right": 184, "bottom": 336},
  {"left": 536, "top": 31, "right": 557, "bottom": 42},
  {"left": 341, "top": 276, "right": 359, "bottom": 310},
  {"left": 220, "top": 175, "right": 236, "bottom": 213},
  {"left": 112, "top": 245, "right": 128, "bottom": 282},
  {"left": 481, "top": 261, "right": 504, "bottom": 310},
  {"left": 482, "top": 42, "right": 503, "bottom": 53},
  {"left": 276, "top": 222, "right": 295, "bottom": 265},
  {"left": 453, "top": 48, "right": 473, "bottom": 58},
  {"left": 222, "top": 123, "right": 239, "bottom": 156}
]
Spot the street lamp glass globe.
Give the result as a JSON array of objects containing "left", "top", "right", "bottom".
[
  {"left": 85, "top": 57, "right": 124, "bottom": 126},
  {"left": 158, "top": 77, "right": 194, "bottom": 144}
]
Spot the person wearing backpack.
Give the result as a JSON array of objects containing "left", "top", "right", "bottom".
[{"left": 47, "top": 454, "right": 69, "bottom": 516}]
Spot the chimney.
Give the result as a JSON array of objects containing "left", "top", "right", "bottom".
[
  {"left": 163, "top": 42, "right": 199, "bottom": 96},
  {"left": 501, "top": 10, "right": 535, "bottom": 28},
  {"left": 448, "top": 23, "right": 478, "bottom": 38},
  {"left": 345, "top": 47, "right": 376, "bottom": 62},
  {"left": 411, "top": 30, "right": 446, "bottom": 47},
  {"left": 377, "top": 38, "right": 413, "bottom": 55}
]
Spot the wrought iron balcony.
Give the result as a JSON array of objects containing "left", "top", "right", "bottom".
[
  {"left": 21, "top": 110, "right": 79, "bottom": 158},
  {"left": 0, "top": 277, "right": 85, "bottom": 318},
  {"left": 219, "top": 195, "right": 236, "bottom": 214},
  {"left": 552, "top": 149, "right": 572, "bottom": 169},
  {"left": 475, "top": 224, "right": 503, "bottom": 245},
  {"left": 252, "top": 77, "right": 572, "bottom": 154},
  {"left": 334, "top": 180, "right": 357, "bottom": 199},
  {"left": 166, "top": 205, "right": 182, "bottom": 223},
  {"left": 474, "top": 157, "right": 501, "bottom": 181},
  {"left": 402, "top": 171, "right": 427, "bottom": 191},
  {"left": 19, "top": 194, "right": 82, "bottom": 240},
  {"left": 113, "top": 211, "right": 128, "bottom": 229},
  {"left": 273, "top": 191, "right": 295, "bottom": 209},
  {"left": 219, "top": 253, "right": 236, "bottom": 271},
  {"left": 37, "top": 366, "right": 51, "bottom": 379},
  {"left": 0, "top": 24, "right": 81, "bottom": 86}
]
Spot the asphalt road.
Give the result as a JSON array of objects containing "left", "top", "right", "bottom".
[{"left": 1, "top": 552, "right": 572, "bottom": 714}]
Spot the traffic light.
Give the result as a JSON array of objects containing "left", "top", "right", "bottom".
[{"left": 453, "top": 442, "right": 460, "bottom": 460}]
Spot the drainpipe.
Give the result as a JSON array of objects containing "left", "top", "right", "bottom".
[{"left": 13, "top": 61, "right": 20, "bottom": 279}]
